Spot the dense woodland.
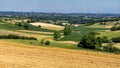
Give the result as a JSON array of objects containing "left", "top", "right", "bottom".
[{"left": 0, "top": 11, "right": 120, "bottom": 25}]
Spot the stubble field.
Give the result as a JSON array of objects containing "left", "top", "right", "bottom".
[{"left": 0, "top": 41, "right": 120, "bottom": 68}]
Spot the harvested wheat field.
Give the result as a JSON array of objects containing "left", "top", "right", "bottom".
[
  {"left": 0, "top": 41, "right": 120, "bottom": 68},
  {"left": 30, "top": 22, "right": 64, "bottom": 30}
]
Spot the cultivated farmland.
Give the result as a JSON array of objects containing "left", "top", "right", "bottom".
[{"left": 0, "top": 41, "right": 120, "bottom": 68}]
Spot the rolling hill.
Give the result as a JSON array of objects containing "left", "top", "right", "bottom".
[{"left": 0, "top": 41, "right": 120, "bottom": 68}]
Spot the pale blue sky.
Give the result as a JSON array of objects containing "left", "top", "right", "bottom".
[{"left": 0, "top": 0, "right": 120, "bottom": 13}]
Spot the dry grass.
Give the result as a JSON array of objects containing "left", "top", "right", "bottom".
[
  {"left": 57, "top": 41, "right": 78, "bottom": 45},
  {"left": 0, "top": 41, "right": 120, "bottom": 68},
  {"left": 30, "top": 22, "right": 64, "bottom": 30},
  {"left": 113, "top": 43, "right": 120, "bottom": 49},
  {"left": 8, "top": 19, "right": 29, "bottom": 23},
  {"left": 17, "top": 30, "right": 53, "bottom": 35}
]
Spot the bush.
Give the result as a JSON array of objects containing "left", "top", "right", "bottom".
[
  {"left": 17, "top": 22, "right": 23, "bottom": 27},
  {"left": 102, "top": 40, "right": 120, "bottom": 54},
  {"left": 63, "top": 25, "right": 72, "bottom": 35},
  {"left": 102, "top": 36, "right": 110, "bottom": 43},
  {"left": 41, "top": 39, "right": 45, "bottom": 44},
  {"left": 0, "top": 34, "right": 37, "bottom": 40},
  {"left": 111, "top": 37, "right": 120, "bottom": 43},
  {"left": 110, "top": 24, "right": 120, "bottom": 31},
  {"left": 23, "top": 24, "right": 29, "bottom": 30},
  {"left": 103, "top": 40, "right": 114, "bottom": 52},
  {"left": 38, "top": 25, "right": 41, "bottom": 28},
  {"left": 112, "top": 47, "right": 120, "bottom": 54},
  {"left": 45, "top": 40, "right": 50, "bottom": 45},
  {"left": 53, "top": 31, "right": 61, "bottom": 40}
]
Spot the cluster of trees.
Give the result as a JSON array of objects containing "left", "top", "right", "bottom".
[
  {"left": 63, "top": 25, "right": 72, "bottom": 35},
  {"left": 41, "top": 39, "right": 50, "bottom": 45},
  {"left": 102, "top": 40, "right": 120, "bottom": 53},
  {"left": 15, "top": 22, "right": 29, "bottom": 30},
  {"left": 28, "top": 14, "right": 120, "bottom": 25},
  {"left": 111, "top": 23, "right": 120, "bottom": 31},
  {"left": 78, "top": 32, "right": 102, "bottom": 49},
  {"left": 53, "top": 25, "right": 72, "bottom": 40},
  {"left": 1, "top": 12, "right": 120, "bottom": 25},
  {"left": 77, "top": 32, "right": 120, "bottom": 53},
  {"left": 53, "top": 31, "right": 61, "bottom": 40},
  {"left": 0, "top": 34, "right": 37, "bottom": 40},
  {"left": 111, "top": 37, "right": 120, "bottom": 43}
]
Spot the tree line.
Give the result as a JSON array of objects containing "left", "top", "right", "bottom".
[
  {"left": 0, "top": 34, "right": 37, "bottom": 40},
  {"left": 77, "top": 32, "right": 120, "bottom": 53}
]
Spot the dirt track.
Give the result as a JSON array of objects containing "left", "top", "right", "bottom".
[{"left": 0, "top": 41, "right": 120, "bottom": 68}]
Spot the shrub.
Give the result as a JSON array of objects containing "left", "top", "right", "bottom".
[
  {"left": 45, "top": 40, "right": 50, "bottom": 45},
  {"left": 102, "top": 40, "right": 120, "bottom": 54},
  {"left": 112, "top": 47, "right": 120, "bottom": 54},
  {"left": 17, "top": 22, "right": 23, "bottom": 27},
  {"left": 23, "top": 24, "right": 29, "bottom": 30},
  {"left": 110, "top": 23, "right": 120, "bottom": 31},
  {"left": 0, "top": 34, "right": 37, "bottom": 40},
  {"left": 103, "top": 40, "right": 114, "bottom": 52},
  {"left": 102, "top": 36, "right": 110, "bottom": 43},
  {"left": 53, "top": 31, "right": 61, "bottom": 40},
  {"left": 41, "top": 39, "right": 45, "bottom": 44},
  {"left": 38, "top": 25, "right": 41, "bottom": 28},
  {"left": 96, "top": 37, "right": 102, "bottom": 47},
  {"left": 63, "top": 25, "right": 72, "bottom": 35},
  {"left": 111, "top": 37, "right": 120, "bottom": 43}
]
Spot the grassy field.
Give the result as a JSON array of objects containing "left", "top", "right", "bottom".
[
  {"left": 60, "top": 21, "right": 120, "bottom": 42},
  {"left": 60, "top": 25, "right": 108, "bottom": 41},
  {"left": 0, "top": 41, "right": 120, "bottom": 68},
  {"left": 98, "top": 31, "right": 120, "bottom": 39},
  {"left": 0, "top": 21, "right": 55, "bottom": 32},
  {"left": 0, "top": 21, "right": 20, "bottom": 30}
]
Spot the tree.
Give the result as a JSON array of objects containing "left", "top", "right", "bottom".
[
  {"left": 102, "top": 36, "right": 109, "bottom": 43},
  {"left": 64, "top": 25, "right": 72, "bottom": 35},
  {"left": 96, "top": 37, "right": 102, "bottom": 47},
  {"left": 53, "top": 31, "right": 61, "bottom": 40},
  {"left": 38, "top": 25, "right": 41, "bottom": 28},
  {"left": 0, "top": 19, "right": 2, "bottom": 22},
  {"left": 41, "top": 39, "right": 45, "bottom": 44},
  {"left": 111, "top": 37, "right": 120, "bottom": 43},
  {"left": 17, "top": 22, "right": 22, "bottom": 27},
  {"left": 78, "top": 32, "right": 101, "bottom": 49},
  {"left": 23, "top": 24, "right": 29, "bottom": 30},
  {"left": 45, "top": 40, "right": 50, "bottom": 45},
  {"left": 103, "top": 40, "right": 114, "bottom": 52}
]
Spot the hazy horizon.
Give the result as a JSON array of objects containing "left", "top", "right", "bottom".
[{"left": 0, "top": 0, "right": 120, "bottom": 13}]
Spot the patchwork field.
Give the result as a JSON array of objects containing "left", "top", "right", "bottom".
[
  {"left": 0, "top": 30, "right": 52, "bottom": 40},
  {"left": 0, "top": 41, "right": 120, "bottom": 68}
]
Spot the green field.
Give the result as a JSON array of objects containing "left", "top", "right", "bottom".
[
  {"left": 60, "top": 25, "right": 109, "bottom": 41},
  {"left": 0, "top": 20, "right": 120, "bottom": 53},
  {"left": 0, "top": 21, "right": 55, "bottom": 32},
  {"left": 98, "top": 31, "right": 120, "bottom": 39},
  {"left": 0, "top": 21, "right": 20, "bottom": 30}
]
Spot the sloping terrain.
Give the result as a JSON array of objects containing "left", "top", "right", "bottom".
[
  {"left": 30, "top": 22, "right": 64, "bottom": 30},
  {"left": 0, "top": 30, "right": 51, "bottom": 40},
  {"left": 0, "top": 41, "right": 120, "bottom": 68}
]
